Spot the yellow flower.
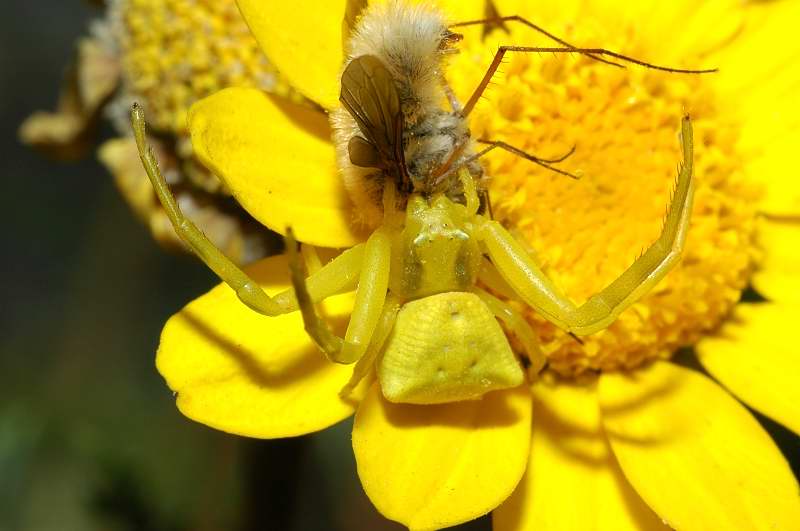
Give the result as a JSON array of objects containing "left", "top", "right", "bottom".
[
  {"left": 21, "top": 0, "right": 302, "bottom": 265},
  {"left": 155, "top": 0, "right": 800, "bottom": 529}
]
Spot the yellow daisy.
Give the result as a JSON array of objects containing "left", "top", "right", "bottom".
[
  {"left": 151, "top": 0, "right": 800, "bottom": 529},
  {"left": 20, "top": 0, "right": 303, "bottom": 265}
]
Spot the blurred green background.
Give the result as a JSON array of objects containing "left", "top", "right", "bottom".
[{"left": 1, "top": 3, "right": 797, "bottom": 531}]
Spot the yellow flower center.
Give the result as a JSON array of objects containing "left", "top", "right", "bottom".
[
  {"left": 112, "top": 0, "right": 300, "bottom": 135},
  {"left": 450, "top": 27, "right": 762, "bottom": 377}
]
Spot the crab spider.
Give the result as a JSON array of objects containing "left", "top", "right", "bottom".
[{"left": 132, "top": 105, "right": 693, "bottom": 405}]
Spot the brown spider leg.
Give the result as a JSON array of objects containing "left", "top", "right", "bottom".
[
  {"left": 450, "top": 15, "right": 620, "bottom": 68},
  {"left": 461, "top": 46, "right": 717, "bottom": 117}
]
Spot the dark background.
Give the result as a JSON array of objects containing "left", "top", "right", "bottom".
[
  {"left": 1, "top": 3, "right": 796, "bottom": 531},
  {"left": 1, "top": 3, "right": 416, "bottom": 530}
]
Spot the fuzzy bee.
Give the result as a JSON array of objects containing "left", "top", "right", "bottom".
[
  {"left": 331, "top": 3, "right": 483, "bottom": 228},
  {"left": 132, "top": 1, "right": 708, "bottom": 404},
  {"left": 331, "top": 1, "right": 706, "bottom": 229}
]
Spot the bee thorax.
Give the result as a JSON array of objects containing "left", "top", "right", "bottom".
[
  {"left": 404, "top": 111, "right": 466, "bottom": 183},
  {"left": 347, "top": 2, "right": 450, "bottom": 113}
]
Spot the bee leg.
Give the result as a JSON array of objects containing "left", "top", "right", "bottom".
[
  {"left": 288, "top": 227, "right": 392, "bottom": 364},
  {"left": 478, "top": 189, "right": 494, "bottom": 219},
  {"left": 439, "top": 141, "right": 577, "bottom": 186},
  {"left": 475, "top": 140, "right": 580, "bottom": 179},
  {"left": 477, "top": 116, "right": 694, "bottom": 336},
  {"left": 452, "top": 15, "right": 624, "bottom": 66},
  {"left": 473, "top": 287, "right": 546, "bottom": 377},
  {"left": 461, "top": 46, "right": 715, "bottom": 117},
  {"left": 478, "top": 140, "right": 576, "bottom": 164}
]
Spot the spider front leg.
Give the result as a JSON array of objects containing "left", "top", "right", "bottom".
[
  {"left": 288, "top": 226, "right": 391, "bottom": 364},
  {"left": 132, "top": 104, "right": 364, "bottom": 316},
  {"left": 478, "top": 115, "right": 694, "bottom": 336}
]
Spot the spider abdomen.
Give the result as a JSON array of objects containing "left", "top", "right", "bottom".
[{"left": 378, "top": 292, "right": 524, "bottom": 404}]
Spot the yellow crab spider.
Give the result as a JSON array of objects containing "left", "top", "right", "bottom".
[{"left": 132, "top": 105, "right": 694, "bottom": 405}]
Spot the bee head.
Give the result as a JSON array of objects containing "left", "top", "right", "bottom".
[{"left": 438, "top": 30, "right": 463, "bottom": 55}]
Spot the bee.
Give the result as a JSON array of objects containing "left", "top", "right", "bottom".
[
  {"left": 132, "top": 1, "right": 708, "bottom": 404},
  {"left": 331, "top": 1, "right": 709, "bottom": 229},
  {"left": 330, "top": 3, "right": 480, "bottom": 229}
]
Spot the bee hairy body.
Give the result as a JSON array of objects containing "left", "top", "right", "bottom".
[{"left": 331, "top": 1, "right": 482, "bottom": 229}]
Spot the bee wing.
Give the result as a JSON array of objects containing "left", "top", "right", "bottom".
[{"left": 340, "top": 54, "right": 406, "bottom": 172}]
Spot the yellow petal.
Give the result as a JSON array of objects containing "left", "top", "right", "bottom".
[
  {"left": 236, "top": 0, "right": 345, "bottom": 109},
  {"left": 599, "top": 361, "right": 800, "bottom": 531},
  {"left": 355, "top": 0, "right": 485, "bottom": 24},
  {"left": 710, "top": 1, "right": 800, "bottom": 216},
  {"left": 505, "top": 0, "right": 733, "bottom": 71},
  {"left": 697, "top": 302, "right": 800, "bottom": 436},
  {"left": 352, "top": 383, "right": 531, "bottom": 530},
  {"left": 494, "top": 0, "right": 581, "bottom": 27},
  {"left": 189, "top": 87, "right": 366, "bottom": 248},
  {"left": 741, "top": 129, "right": 800, "bottom": 216},
  {"left": 423, "top": 0, "right": 485, "bottom": 21},
  {"left": 753, "top": 219, "right": 800, "bottom": 303},
  {"left": 494, "top": 379, "right": 668, "bottom": 531},
  {"left": 712, "top": 0, "right": 800, "bottom": 100},
  {"left": 236, "top": 0, "right": 485, "bottom": 109},
  {"left": 588, "top": 0, "right": 741, "bottom": 65},
  {"left": 157, "top": 254, "right": 363, "bottom": 438}
]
